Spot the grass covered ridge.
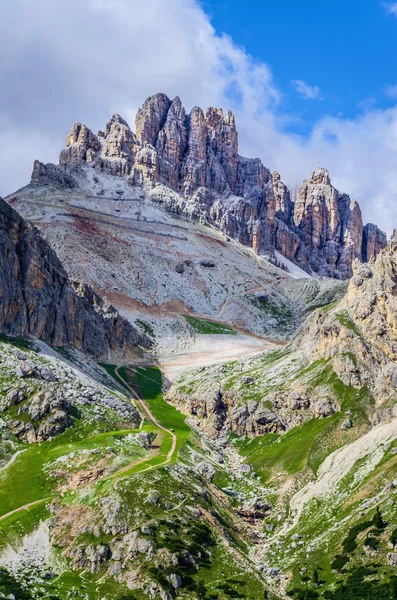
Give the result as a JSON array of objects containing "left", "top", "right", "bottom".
[{"left": 183, "top": 315, "right": 237, "bottom": 335}]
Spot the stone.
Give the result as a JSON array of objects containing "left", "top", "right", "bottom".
[
  {"left": 5, "top": 389, "right": 24, "bottom": 407},
  {"left": 96, "top": 114, "right": 138, "bottom": 177},
  {"left": 196, "top": 461, "right": 216, "bottom": 481},
  {"left": 0, "top": 196, "right": 151, "bottom": 360},
  {"left": 382, "top": 482, "right": 395, "bottom": 494},
  {"left": 10, "top": 420, "right": 36, "bottom": 443},
  {"left": 54, "top": 96, "right": 387, "bottom": 276},
  {"left": 38, "top": 366, "right": 57, "bottom": 382},
  {"left": 313, "top": 398, "right": 336, "bottom": 418},
  {"left": 31, "top": 160, "right": 78, "bottom": 189},
  {"left": 27, "top": 390, "right": 68, "bottom": 421},
  {"left": 136, "top": 93, "right": 171, "bottom": 146},
  {"left": 362, "top": 223, "right": 387, "bottom": 262},
  {"left": 139, "top": 431, "right": 153, "bottom": 449},
  {"left": 240, "top": 464, "right": 251, "bottom": 473},
  {"left": 59, "top": 123, "right": 101, "bottom": 166},
  {"left": 273, "top": 171, "right": 293, "bottom": 225},
  {"left": 67, "top": 544, "right": 111, "bottom": 573},
  {"left": 293, "top": 168, "right": 364, "bottom": 278},
  {"left": 341, "top": 419, "right": 353, "bottom": 430},
  {"left": 388, "top": 553, "right": 397, "bottom": 566},
  {"left": 166, "top": 573, "right": 182, "bottom": 589},
  {"left": 16, "top": 360, "right": 36, "bottom": 378},
  {"left": 199, "top": 259, "right": 216, "bottom": 268}
]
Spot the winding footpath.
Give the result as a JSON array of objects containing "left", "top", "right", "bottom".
[
  {"left": 0, "top": 366, "right": 177, "bottom": 524},
  {"left": 0, "top": 498, "right": 51, "bottom": 524},
  {"left": 114, "top": 366, "right": 177, "bottom": 469}
]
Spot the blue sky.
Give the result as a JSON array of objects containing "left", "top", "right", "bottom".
[
  {"left": 2, "top": 0, "right": 397, "bottom": 231},
  {"left": 202, "top": 0, "right": 397, "bottom": 135}
]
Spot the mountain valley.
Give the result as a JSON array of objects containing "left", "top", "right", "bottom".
[{"left": 0, "top": 93, "right": 396, "bottom": 600}]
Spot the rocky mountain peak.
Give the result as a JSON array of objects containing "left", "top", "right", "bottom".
[
  {"left": 291, "top": 169, "right": 363, "bottom": 277},
  {"left": 101, "top": 113, "right": 133, "bottom": 139},
  {"left": 362, "top": 222, "right": 388, "bottom": 262},
  {"left": 60, "top": 122, "right": 100, "bottom": 166},
  {"left": 135, "top": 92, "right": 172, "bottom": 146},
  {"left": 309, "top": 167, "right": 331, "bottom": 185},
  {"left": 39, "top": 92, "right": 388, "bottom": 278}
]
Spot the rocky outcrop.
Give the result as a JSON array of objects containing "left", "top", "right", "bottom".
[
  {"left": 31, "top": 160, "right": 78, "bottom": 188},
  {"left": 292, "top": 168, "right": 364, "bottom": 278},
  {"left": 290, "top": 235, "right": 397, "bottom": 403},
  {"left": 59, "top": 122, "right": 101, "bottom": 166},
  {"left": 10, "top": 389, "right": 70, "bottom": 443},
  {"left": 135, "top": 93, "right": 171, "bottom": 146},
  {"left": 362, "top": 223, "right": 387, "bottom": 262},
  {"left": 273, "top": 171, "right": 293, "bottom": 225},
  {"left": 96, "top": 114, "right": 139, "bottom": 176},
  {"left": 0, "top": 195, "right": 149, "bottom": 359},
  {"left": 51, "top": 94, "right": 387, "bottom": 276},
  {"left": 170, "top": 387, "right": 284, "bottom": 438}
]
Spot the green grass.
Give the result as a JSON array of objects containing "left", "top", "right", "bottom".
[
  {"left": 0, "top": 421, "right": 143, "bottom": 519},
  {"left": 236, "top": 417, "right": 339, "bottom": 482},
  {"left": 126, "top": 366, "right": 191, "bottom": 455},
  {"left": 183, "top": 315, "right": 237, "bottom": 335},
  {"left": 0, "top": 334, "right": 37, "bottom": 352},
  {"left": 234, "top": 361, "right": 374, "bottom": 485},
  {"left": 0, "top": 503, "right": 50, "bottom": 549},
  {"left": 336, "top": 311, "right": 361, "bottom": 336}
]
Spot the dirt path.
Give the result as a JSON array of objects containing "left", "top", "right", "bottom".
[
  {"left": 0, "top": 498, "right": 51, "bottom": 524},
  {"left": 160, "top": 334, "right": 279, "bottom": 381},
  {"left": 0, "top": 368, "right": 178, "bottom": 523},
  {"left": 115, "top": 366, "right": 177, "bottom": 466}
]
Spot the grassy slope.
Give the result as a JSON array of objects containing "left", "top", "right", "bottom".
[
  {"left": 184, "top": 315, "right": 237, "bottom": 335},
  {"left": 0, "top": 356, "right": 274, "bottom": 600}
]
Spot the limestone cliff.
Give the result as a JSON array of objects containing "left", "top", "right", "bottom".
[
  {"left": 36, "top": 92, "right": 387, "bottom": 277},
  {"left": 0, "top": 195, "right": 149, "bottom": 359},
  {"left": 291, "top": 234, "right": 397, "bottom": 404}
]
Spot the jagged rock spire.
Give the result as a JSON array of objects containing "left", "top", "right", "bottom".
[{"left": 55, "top": 95, "right": 387, "bottom": 278}]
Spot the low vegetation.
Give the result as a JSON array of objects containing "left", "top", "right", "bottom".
[{"left": 183, "top": 315, "right": 237, "bottom": 335}]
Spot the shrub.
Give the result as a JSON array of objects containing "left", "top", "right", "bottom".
[
  {"left": 373, "top": 507, "right": 386, "bottom": 530},
  {"left": 331, "top": 554, "right": 349, "bottom": 570},
  {"left": 390, "top": 528, "right": 397, "bottom": 546}
]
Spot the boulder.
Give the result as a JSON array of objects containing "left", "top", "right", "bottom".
[{"left": 5, "top": 389, "right": 25, "bottom": 407}]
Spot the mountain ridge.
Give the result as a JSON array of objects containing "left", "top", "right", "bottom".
[{"left": 30, "top": 91, "right": 387, "bottom": 280}]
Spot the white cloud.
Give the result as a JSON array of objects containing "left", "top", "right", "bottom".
[
  {"left": 1, "top": 0, "right": 397, "bottom": 234},
  {"left": 384, "top": 2, "right": 397, "bottom": 16},
  {"left": 384, "top": 84, "right": 397, "bottom": 98},
  {"left": 292, "top": 80, "right": 322, "bottom": 100}
]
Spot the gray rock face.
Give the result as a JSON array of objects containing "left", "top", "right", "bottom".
[
  {"left": 67, "top": 544, "right": 111, "bottom": 573},
  {"left": 96, "top": 114, "right": 139, "bottom": 176},
  {"left": 292, "top": 168, "right": 365, "bottom": 278},
  {"left": 196, "top": 461, "right": 216, "bottom": 481},
  {"left": 59, "top": 122, "right": 101, "bottom": 166},
  {"left": 51, "top": 96, "right": 386, "bottom": 277},
  {"left": 5, "top": 389, "right": 24, "bottom": 407},
  {"left": 362, "top": 223, "right": 387, "bottom": 262},
  {"left": 0, "top": 196, "right": 150, "bottom": 359},
  {"left": 388, "top": 553, "right": 397, "bottom": 566},
  {"left": 8, "top": 389, "right": 71, "bottom": 443},
  {"left": 31, "top": 160, "right": 78, "bottom": 188}
]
